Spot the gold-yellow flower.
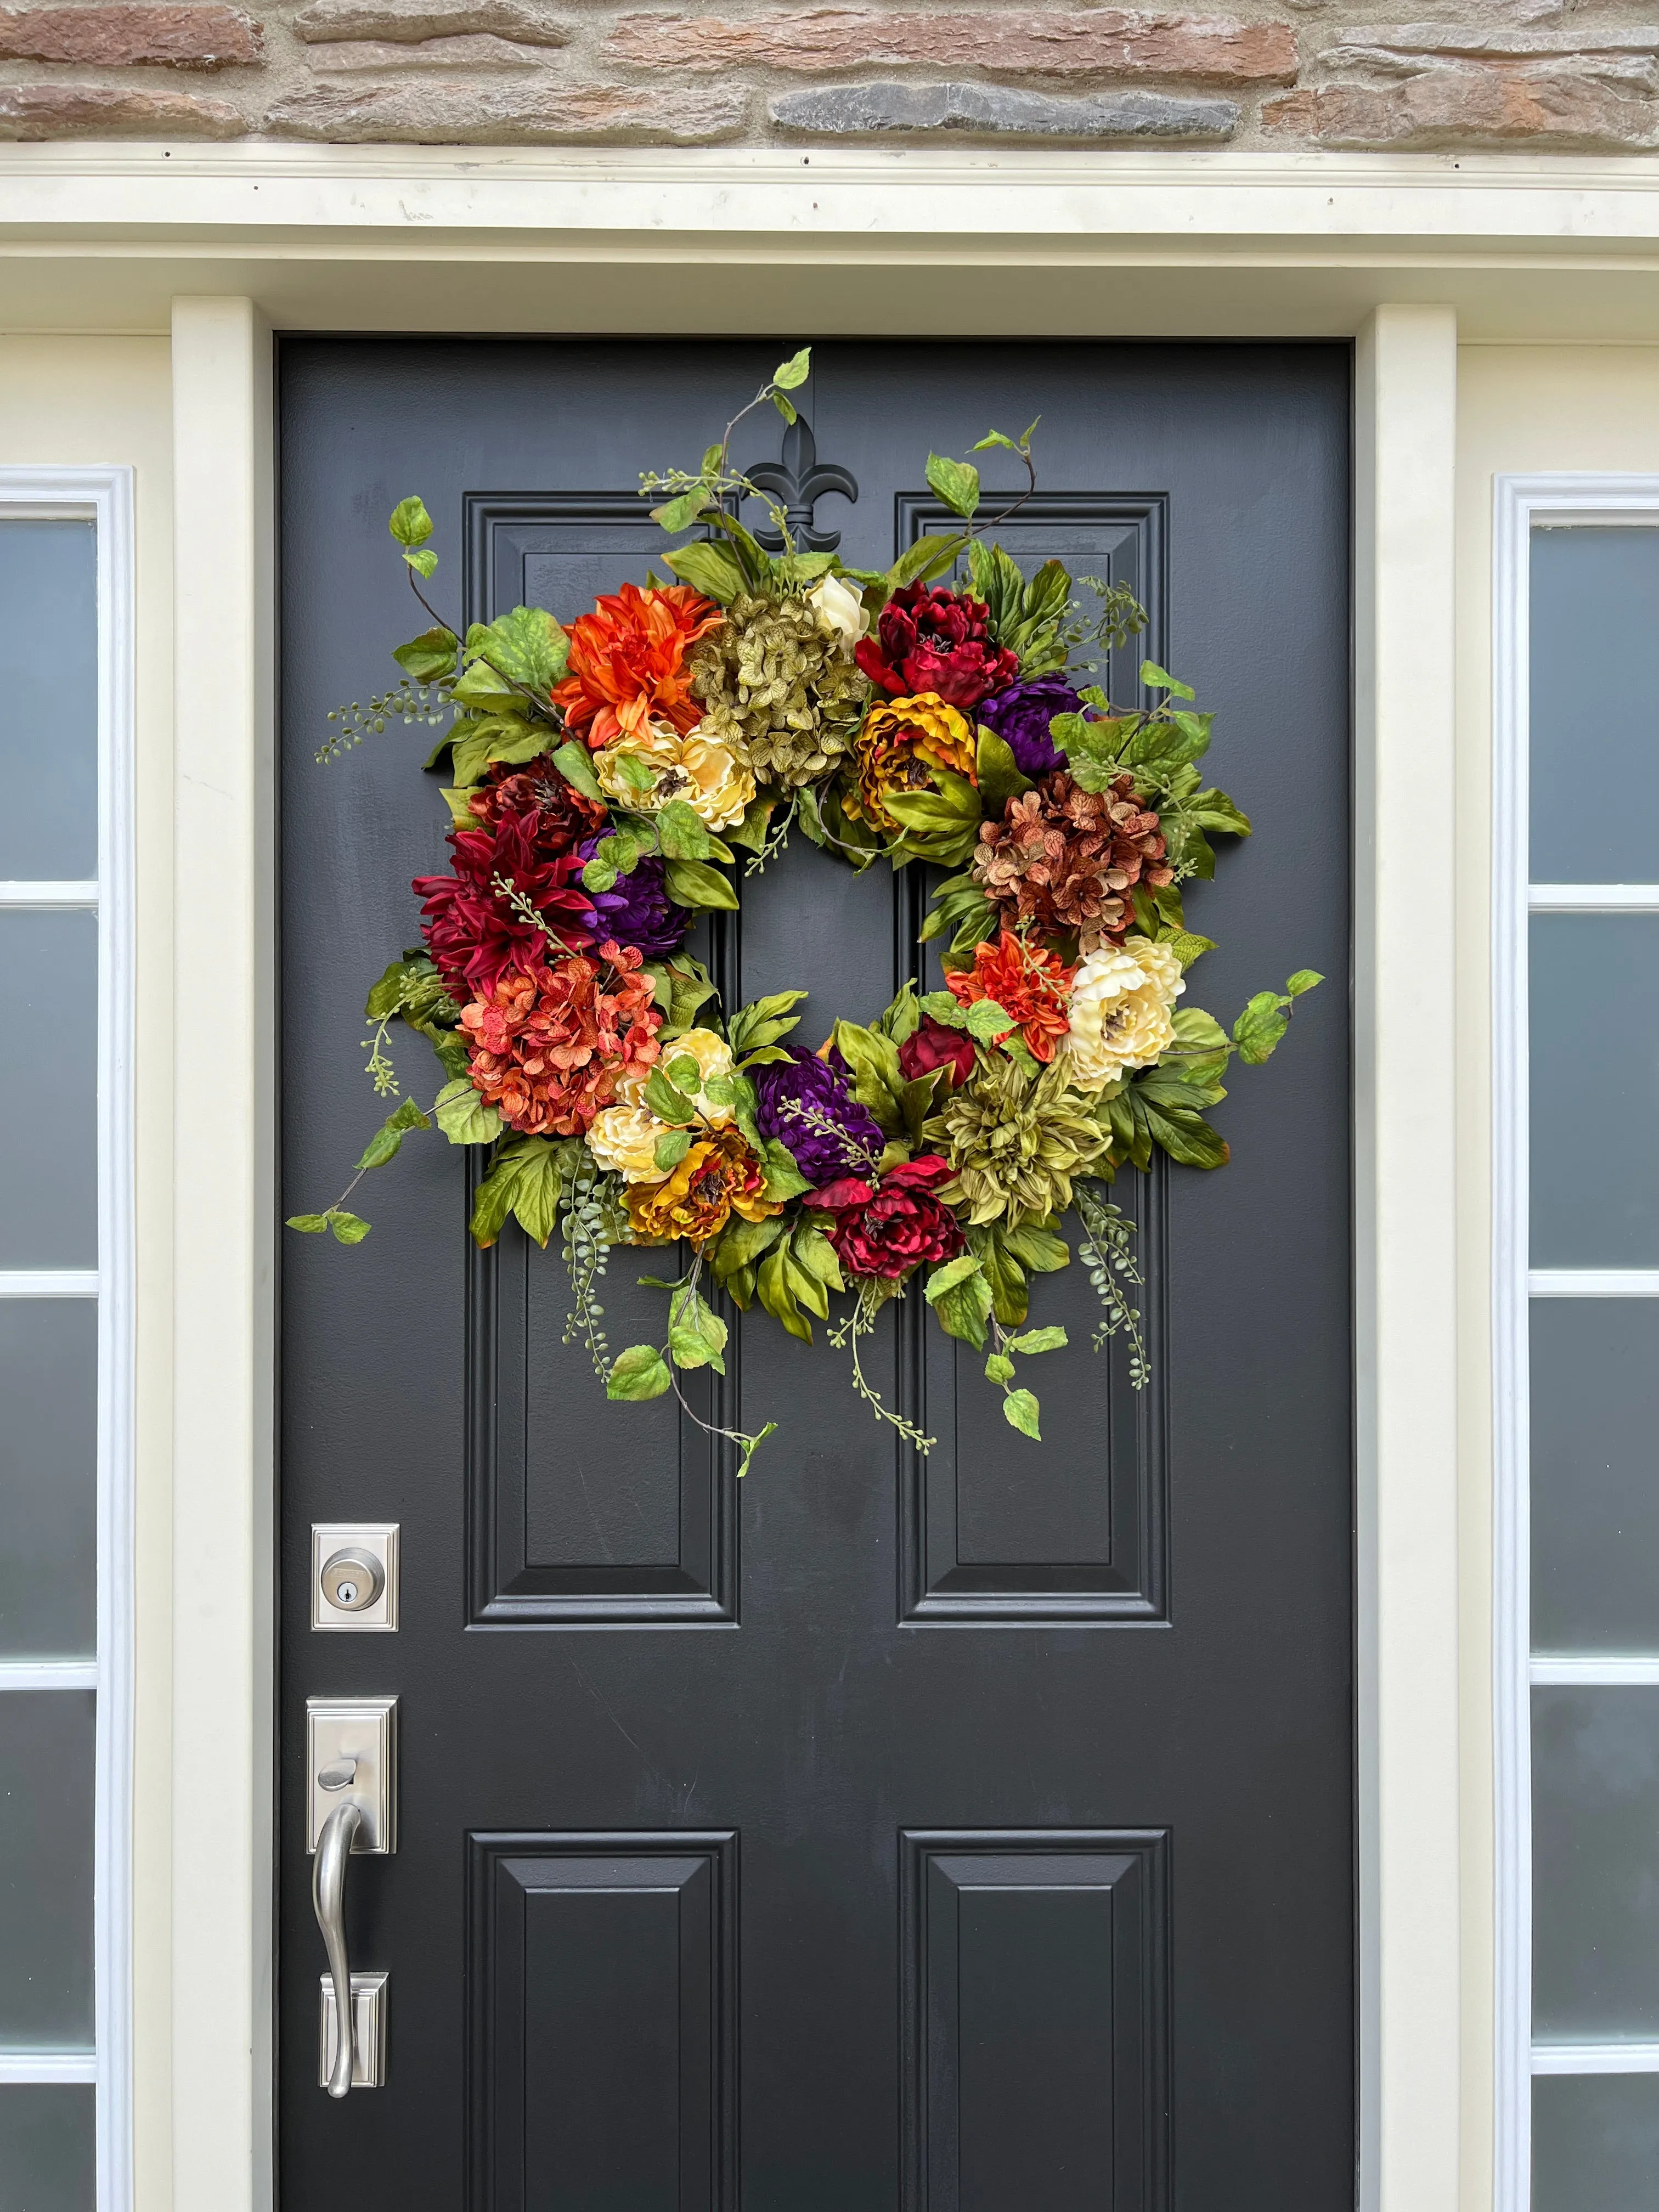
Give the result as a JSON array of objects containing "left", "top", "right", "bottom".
[
  {"left": 624, "top": 1128, "right": 780, "bottom": 1248},
  {"left": 844, "top": 691, "right": 975, "bottom": 833}
]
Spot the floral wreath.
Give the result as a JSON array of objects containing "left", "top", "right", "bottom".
[{"left": 290, "top": 351, "right": 1320, "bottom": 1470}]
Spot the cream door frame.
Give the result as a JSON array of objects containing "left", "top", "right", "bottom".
[{"left": 10, "top": 143, "right": 1647, "bottom": 2212}]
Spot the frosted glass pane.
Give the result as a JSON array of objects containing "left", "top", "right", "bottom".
[
  {"left": 1532, "top": 526, "right": 1659, "bottom": 883},
  {"left": 1534, "top": 1686, "right": 1659, "bottom": 2036},
  {"left": 0, "top": 2085, "right": 94, "bottom": 2212},
  {"left": 0, "top": 1692, "right": 94, "bottom": 2049},
  {"left": 1532, "top": 1301, "right": 1659, "bottom": 1652},
  {"left": 0, "top": 1303, "right": 95, "bottom": 1659},
  {"left": 0, "top": 912, "right": 96, "bottom": 1269},
  {"left": 0, "top": 520, "right": 97, "bottom": 883},
  {"left": 1534, "top": 2074, "right": 1659, "bottom": 2212},
  {"left": 1531, "top": 915, "right": 1659, "bottom": 1267}
]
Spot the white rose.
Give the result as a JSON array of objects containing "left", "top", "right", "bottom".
[
  {"left": 808, "top": 573, "right": 871, "bottom": 648},
  {"left": 1065, "top": 936, "right": 1186, "bottom": 1091}
]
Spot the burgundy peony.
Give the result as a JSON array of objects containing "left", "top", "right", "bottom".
[
  {"left": 414, "top": 810, "right": 596, "bottom": 1004},
  {"left": 805, "top": 1154, "right": 966, "bottom": 1280},
  {"left": 752, "top": 1047, "right": 886, "bottom": 1187},
  {"left": 855, "top": 582, "right": 1019, "bottom": 710},
  {"left": 975, "top": 676, "right": 1082, "bottom": 779},
  {"left": 898, "top": 1015, "right": 977, "bottom": 1086},
  {"left": 467, "top": 755, "right": 606, "bottom": 855},
  {"left": 575, "top": 835, "right": 690, "bottom": 960}
]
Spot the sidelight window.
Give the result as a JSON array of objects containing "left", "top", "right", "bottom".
[
  {"left": 1495, "top": 481, "right": 1659, "bottom": 2212},
  {"left": 0, "top": 473, "right": 133, "bottom": 2212}
]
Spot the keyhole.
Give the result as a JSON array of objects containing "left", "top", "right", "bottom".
[{"left": 335, "top": 1579, "right": 359, "bottom": 1606}]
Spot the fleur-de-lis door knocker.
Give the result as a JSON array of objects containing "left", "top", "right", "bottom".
[{"left": 748, "top": 418, "right": 858, "bottom": 552}]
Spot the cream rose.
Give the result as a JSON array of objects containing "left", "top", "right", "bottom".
[
  {"left": 1065, "top": 936, "right": 1186, "bottom": 1091},
  {"left": 586, "top": 1102, "right": 669, "bottom": 1182},
  {"left": 659, "top": 1026, "right": 736, "bottom": 1124},
  {"left": 808, "top": 572, "right": 871, "bottom": 648}
]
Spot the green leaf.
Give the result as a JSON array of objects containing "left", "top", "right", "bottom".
[
  {"left": 771, "top": 391, "right": 798, "bottom": 427},
  {"left": 403, "top": 548, "right": 439, "bottom": 579},
  {"left": 1232, "top": 990, "right": 1291, "bottom": 1066},
  {"left": 607, "top": 1345, "right": 673, "bottom": 1401},
  {"left": 329, "top": 1210, "right": 371, "bottom": 1245},
  {"left": 1140, "top": 659, "right": 1195, "bottom": 701},
  {"left": 773, "top": 346, "right": 812, "bottom": 390},
  {"left": 645, "top": 953, "right": 719, "bottom": 1037},
  {"left": 790, "top": 1218, "right": 845, "bottom": 1292},
  {"left": 757, "top": 1245, "right": 812, "bottom": 1343},
  {"left": 433, "top": 1078, "right": 502, "bottom": 1147},
  {"left": 1167, "top": 931, "right": 1216, "bottom": 970},
  {"left": 392, "top": 625, "right": 458, "bottom": 683},
  {"left": 968, "top": 1225, "right": 1029, "bottom": 1325},
  {"left": 547, "top": 739, "right": 602, "bottom": 803},
  {"left": 470, "top": 605, "right": 568, "bottom": 691},
  {"left": 729, "top": 989, "right": 808, "bottom": 1057},
  {"left": 925, "top": 452, "right": 981, "bottom": 520},
  {"left": 736, "top": 1422, "right": 777, "bottom": 1476},
  {"left": 669, "top": 1285, "right": 729, "bottom": 1374},
  {"left": 970, "top": 429, "right": 1019, "bottom": 454},
  {"left": 924, "top": 1254, "right": 993, "bottom": 1351},
  {"left": 727, "top": 795, "right": 779, "bottom": 854},
  {"left": 450, "top": 656, "right": 522, "bottom": 712},
  {"left": 1287, "top": 969, "right": 1324, "bottom": 997},
  {"left": 644, "top": 1068, "right": 699, "bottom": 1124},
  {"left": 761, "top": 1138, "right": 812, "bottom": 1202},
  {"left": 662, "top": 539, "right": 750, "bottom": 605},
  {"left": 657, "top": 798, "right": 712, "bottom": 860},
  {"left": 831, "top": 1020, "right": 905, "bottom": 1133},
  {"left": 509, "top": 1138, "right": 565, "bottom": 1246},
  {"left": 667, "top": 1053, "right": 701, "bottom": 1090},
  {"left": 353, "top": 1096, "right": 431, "bottom": 1173},
  {"left": 1007, "top": 1324, "right": 1068, "bottom": 1356},
  {"left": 1188, "top": 787, "right": 1251, "bottom": 837},
  {"left": 974, "top": 727, "right": 1032, "bottom": 811},
  {"left": 286, "top": 1212, "right": 330, "bottom": 1234},
  {"left": 887, "top": 533, "right": 966, "bottom": 592},
  {"left": 663, "top": 857, "right": 739, "bottom": 911},
  {"left": 654, "top": 1128, "right": 693, "bottom": 1172},
  {"left": 1002, "top": 1388, "right": 1042, "bottom": 1441},
  {"left": 985, "top": 1352, "right": 1015, "bottom": 1384},
  {"left": 1000, "top": 1223, "right": 1070, "bottom": 1274},
  {"left": 652, "top": 488, "right": 710, "bottom": 534},
  {"left": 963, "top": 998, "right": 1013, "bottom": 1043},
  {"left": 388, "top": 496, "right": 433, "bottom": 548}
]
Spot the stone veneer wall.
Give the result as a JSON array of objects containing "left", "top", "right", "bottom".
[{"left": 0, "top": 0, "right": 1655, "bottom": 151}]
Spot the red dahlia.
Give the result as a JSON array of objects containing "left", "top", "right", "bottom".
[
  {"left": 414, "top": 810, "right": 596, "bottom": 1005},
  {"left": 466, "top": 754, "right": 606, "bottom": 855}
]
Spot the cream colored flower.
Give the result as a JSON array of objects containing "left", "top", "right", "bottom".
[
  {"left": 585, "top": 1025, "right": 735, "bottom": 1177},
  {"left": 807, "top": 572, "right": 870, "bottom": 648},
  {"left": 594, "top": 719, "right": 756, "bottom": 831},
  {"left": 586, "top": 1102, "right": 669, "bottom": 1182},
  {"left": 1065, "top": 936, "right": 1186, "bottom": 1091}
]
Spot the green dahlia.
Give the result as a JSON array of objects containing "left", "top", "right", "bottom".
[{"left": 927, "top": 1052, "right": 1109, "bottom": 1229}]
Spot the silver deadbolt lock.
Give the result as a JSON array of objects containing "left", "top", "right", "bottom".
[
  {"left": 312, "top": 1523, "right": 399, "bottom": 1632},
  {"left": 321, "top": 1548, "right": 383, "bottom": 1612}
]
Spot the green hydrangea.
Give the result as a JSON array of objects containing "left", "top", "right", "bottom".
[{"left": 690, "top": 591, "right": 868, "bottom": 789}]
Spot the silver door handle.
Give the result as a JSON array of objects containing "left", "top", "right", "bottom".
[{"left": 312, "top": 1798, "right": 363, "bottom": 2098}]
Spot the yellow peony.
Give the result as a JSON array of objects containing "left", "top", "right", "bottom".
[
  {"left": 1065, "top": 936, "right": 1186, "bottom": 1091},
  {"left": 845, "top": 692, "right": 976, "bottom": 833},
  {"left": 594, "top": 717, "right": 755, "bottom": 830}
]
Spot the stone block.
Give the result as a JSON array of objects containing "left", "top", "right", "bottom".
[
  {"left": 609, "top": 8, "right": 1296, "bottom": 83},
  {"left": 291, "top": 0, "right": 567, "bottom": 45},
  {"left": 266, "top": 76, "right": 747, "bottom": 137},
  {"left": 1263, "top": 55, "right": 1659, "bottom": 146},
  {"left": 0, "top": 2, "right": 260, "bottom": 66},
  {"left": 0, "top": 75, "right": 246, "bottom": 128},
  {"left": 769, "top": 77, "right": 1238, "bottom": 135},
  {"left": 306, "top": 31, "right": 551, "bottom": 66}
]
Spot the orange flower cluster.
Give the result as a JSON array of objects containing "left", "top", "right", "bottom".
[
  {"left": 625, "top": 1127, "right": 780, "bottom": 1248},
  {"left": 550, "top": 582, "right": 724, "bottom": 751},
  {"left": 460, "top": 940, "right": 662, "bottom": 1136},
  {"left": 947, "top": 929, "right": 1077, "bottom": 1064}
]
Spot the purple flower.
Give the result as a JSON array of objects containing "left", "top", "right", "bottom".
[
  {"left": 976, "top": 676, "right": 1083, "bottom": 778},
  {"left": 752, "top": 1048, "right": 886, "bottom": 1187},
  {"left": 575, "top": 836, "right": 689, "bottom": 960}
]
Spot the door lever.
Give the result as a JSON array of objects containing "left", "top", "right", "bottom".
[{"left": 312, "top": 1798, "right": 363, "bottom": 2098}]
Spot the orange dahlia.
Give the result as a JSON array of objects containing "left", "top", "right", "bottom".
[
  {"left": 460, "top": 940, "right": 661, "bottom": 1136},
  {"left": 625, "top": 1127, "right": 780, "bottom": 1248},
  {"left": 844, "top": 691, "right": 975, "bottom": 833},
  {"left": 946, "top": 929, "right": 1077, "bottom": 1064},
  {"left": 550, "top": 582, "right": 724, "bottom": 752}
]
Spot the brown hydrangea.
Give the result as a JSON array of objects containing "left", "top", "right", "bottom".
[
  {"left": 689, "top": 591, "right": 869, "bottom": 788},
  {"left": 971, "top": 770, "right": 1171, "bottom": 951}
]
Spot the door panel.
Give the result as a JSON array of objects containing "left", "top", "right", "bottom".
[{"left": 279, "top": 339, "right": 1353, "bottom": 2211}]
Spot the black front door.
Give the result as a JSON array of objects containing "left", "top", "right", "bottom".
[{"left": 279, "top": 338, "right": 1353, "bottom": 2210}]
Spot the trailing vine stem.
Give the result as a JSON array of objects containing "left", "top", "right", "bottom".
[
  {"left": 558, "top": 1147, "right": 613, "bottom": 1382},
  {"left": 826, "top": 1280, "right": 937, "bottom": 1454},
  {"left": 1074, "top": 1181, "right": 1149, "bottom": 1390}
]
